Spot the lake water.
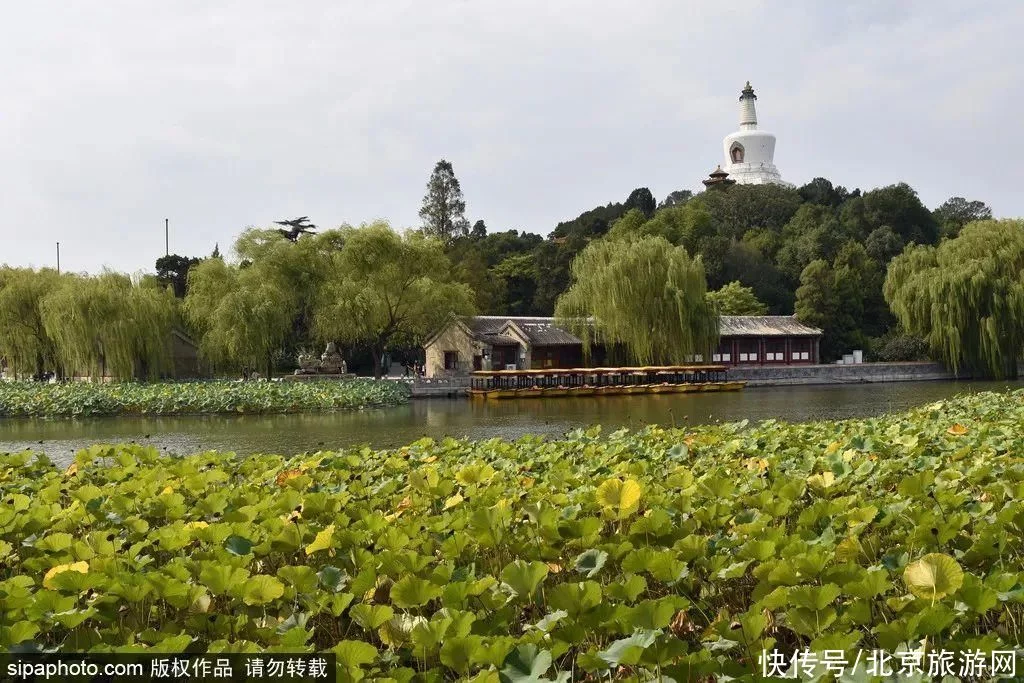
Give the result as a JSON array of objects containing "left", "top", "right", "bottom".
[{"left": 1, "top": 379, "right": 1018, "bottom": 465}]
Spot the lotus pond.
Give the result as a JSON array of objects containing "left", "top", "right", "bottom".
[
  {"left": 2, "top": 389, "right": 1024, "bottom": 680},
  {"left": 0, "top": 379, "right": 410, "bottom": 418}
]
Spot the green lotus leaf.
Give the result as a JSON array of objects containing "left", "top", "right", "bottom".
[
  {"left": 903, "top": 553, "right": 963, "bottom": 600},
  {"left": 500, "top": 643, "right": 555, "bottom": 683},
  {"left": 391, "top": 575, "right": 443, "bottom": 608},
  {"left": 35, "top": 532, "right": 74, "bottom": 553},
  {"left": 573, "top": 549, "right": 608, "bottom": 578},
  {"left": 350, "top": 603, "right": 394, "bottom": 630},
  {"left": 277, "top": 565, "right": 318, "bottom": 594},
  {"left": 2, "top": 621, "right": 40, "bottom": 647},
  {"left": 500, "top": 560, "right": 549, "bottom": 600},
  {"left": 957, "top": 573, "right": 998, "bottom": 613},
  {"left": 199, "top": 564, "right": 250, "bottom": 596},
  {"left": 241, "top": 575, "right": 285, "bottom": 606},
  {"left": 317, "top": 565, "right": 347, "bottom": 592},
  {"left": 788, "top": 583, "right": 841, "bottom": 611},
  {"left": 547, "top": 581, "right": 602, "bottom": 617},
  {"left": 597, "top": 629, "right": 659, "bottom": 668},
  {"left": 223, "top": 534, "right": 254, "bottom": 556},
  {"left": 604, "top": 575, "right": 647, "bottom": 603},
  {"left": 787, "top": 606, "right": 836, "bottom": 637},
  {"left": 440, "top": 635, "right": 486, "bottom": 675},
  {"left": 332, "top": 639, "right": 378, "bottom": 670}
]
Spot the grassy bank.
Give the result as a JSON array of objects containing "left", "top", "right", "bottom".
[
  {"left": 1, "top": 390, "right": 1022, "bottom": 678},
  {"left": 0, "top": 379, "right": 410, "bottom": 417}
]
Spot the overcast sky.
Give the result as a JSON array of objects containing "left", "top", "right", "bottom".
[{"left": 2, "top": 1, "right": 1022, "bottom": 274}]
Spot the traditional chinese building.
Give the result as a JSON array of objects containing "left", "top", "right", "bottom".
[{"left": 423, "top": 315, "right": 821, "bottom": 377}]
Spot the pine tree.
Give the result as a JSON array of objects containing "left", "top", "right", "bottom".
[{"left": 419, "top": 159, "right": 469, "bottom": 244}]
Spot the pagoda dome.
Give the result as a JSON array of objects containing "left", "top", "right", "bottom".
[{"left": 721, "top": 82, "right": 793, "bottom": 187}]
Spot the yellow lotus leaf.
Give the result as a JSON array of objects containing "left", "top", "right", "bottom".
[
  {"left": 825, "top": 441, "right": 841, "bottom": 454},
  {"left": 546, "top": 563, "right": 563, "bottom": 574},
  {"left": 298, "top": 457, "right": 323, "bottom": 472},
  {"left": 595, "top": 478, "right": 643, "bottom": 518},
  {"left": 443, "top": 493, "right": 464, "bottom": 510},
  {"left": 43, "top": 561, "right": 89, "bottom": 589},
  {"left": 305, "top": 524, "right": 335, "bottom": 556},
  {"left": 947, "top": 424, "right": 969, "bottom": 436},
  {"left": 64, "top": 462, "right": 78, "bottom": 478},
  {"left": 185, "top": 521, "right": 209, "bottom": 530},
  {"left": 424, "top": 455, "right": 438, "bottom": 464},
  {"left": 807, "top": 471, "right": 836, "bottom": 490},
  {"left": 396, "top": 496, "right": 412, "bottom": 512},
  {"left": 160, "top": 486, "right": 174, "bottom": 496},
  {"left": 276, "top": 469, "right": 302, "bottom": 486},
  {"left": 903, "top": 553, "right": 963, "bottom": 600},
  {"left": 520, "top": 477, "right": 536, "bottom": 489}
]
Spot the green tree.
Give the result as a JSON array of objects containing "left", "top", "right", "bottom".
[
  {"left": 313, "top": 222, "right": 475, "bottom": 378},
  {"left": 491, "top": 254, "right": 538, "bottom": 316},
  {"left": 155, "top": 254, "right": 201, "bottom": 298},
  {"left": 694, "top": 183, "right": 803, "bottom": 240},
  {"left": 776, "top": 204, "right": 843, "bottom": 283},
  {"left": 659, "top": 189, "right": 693, "bottom": 208},
  {"left": 864, "top": 226, "right": 905, "bottom": 264},
  {"left": 794, "top": 259, "right": 839, "bottom": 360},
  {"left": 624, "top": 187, "right": 656, "bottom": 217},
  {"left": 884, "top": 219, "right": 1024, "bottom": 378},
  {"left": 184, "top": 257, "right": 299, "bottom": 378},
  {"left": 860, "top": 182, "right": 938, "bottom": 245},
  {"left": 797, "top": 177, "right": 855, "bottom": 207},
  {"left": 41, "top": 272, "right": 176, "bottom": 380},
  {"left": 0, "top": 267, "right": 60, "bottom": 378},
  {"left": 933, "top": 196, "right": 992, "bottom": 238},
  {"left": 555, "top": 236, "right": 717, "bottom": 364},
  {"left": 706, "top": 281, "right": 769, "bottom": 315},
  {"left": 419, "top": 159, "right": 469, "bottom": 244},
  {"left": 722, "top": 241, "right": 793, "bottom": 314}
]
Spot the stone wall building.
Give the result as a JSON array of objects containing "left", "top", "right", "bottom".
[{"left": 423, "top": 315, "right": 822, "bottom": 377}]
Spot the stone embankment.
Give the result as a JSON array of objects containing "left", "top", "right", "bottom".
[{"left": 729, "top": 361, "right": 963, "bottom": 387}]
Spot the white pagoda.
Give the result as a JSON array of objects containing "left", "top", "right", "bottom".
[{"left": 720, "top": 82, "right": 792, "bottom": 187}]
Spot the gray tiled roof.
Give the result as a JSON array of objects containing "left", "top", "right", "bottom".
[
  {"left": 719, "top": 315, "right": 822, "bottom": 337},
  {"left": 505, "top": 320, "right": 583, "bottom": 346},
  {"left": 453, "top": 314, "right": 820, "bottom": 347}
]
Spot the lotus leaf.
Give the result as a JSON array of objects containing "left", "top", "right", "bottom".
[
  {"left": 903, "top": 553, "right": 963, "bottom": 600},
  {"left": 3, "top": 389, "right": 1024, "bottom": 679},
  {"left": 241, "top": 575, "right": 285, "bottom": 606}
]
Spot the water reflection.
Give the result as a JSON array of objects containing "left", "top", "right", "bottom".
[{"left": 0, "top": 379, "right": 1018, "bottom": 465}]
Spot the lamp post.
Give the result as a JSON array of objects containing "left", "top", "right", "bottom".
[
  {"left": 56, "top": 242, "right": 60, "bottom": 274},
  {"left": 165, "top": 218, "right": 169, "bottom": 257}
]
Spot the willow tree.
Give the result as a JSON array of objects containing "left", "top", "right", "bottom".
[
  {"left": 0, "top": 267, "right": 60, "bottom": 378},
  {"left": 554, "top": 235, "right": 718, "bottom": 365},
  {"left": 313, "top": 222, "right": 475, "bottom": 378},
  {"left": 183, "top": 256, "right": 299, "bottom": 377},
  {"left": 40, "top": 272, "right": 176, "bottom": 380},
  {"left": 883, "top": 219, "right": 1024, "bottom": 378}
]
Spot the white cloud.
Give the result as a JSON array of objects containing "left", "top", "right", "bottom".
[{"left": 1, "top": 0, "right": 1021, "bottom": 272}]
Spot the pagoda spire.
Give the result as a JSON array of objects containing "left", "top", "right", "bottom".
[{"left": 739, "top": 81, "right": 758, "bottom": 130}]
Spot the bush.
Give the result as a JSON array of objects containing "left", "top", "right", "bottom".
[
  {"left": 869, "top": 333, "right": 930, "bottom": 362},
  {"left": 0, "top": 379, "right": 410, "bottom": 417},
  {"left": 1, "top": 389, "right": 1021, "bottom": 678}
]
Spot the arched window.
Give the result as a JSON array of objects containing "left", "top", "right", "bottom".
[{"left": 730, "top": 143, "right": 744, "bottom": 164}]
